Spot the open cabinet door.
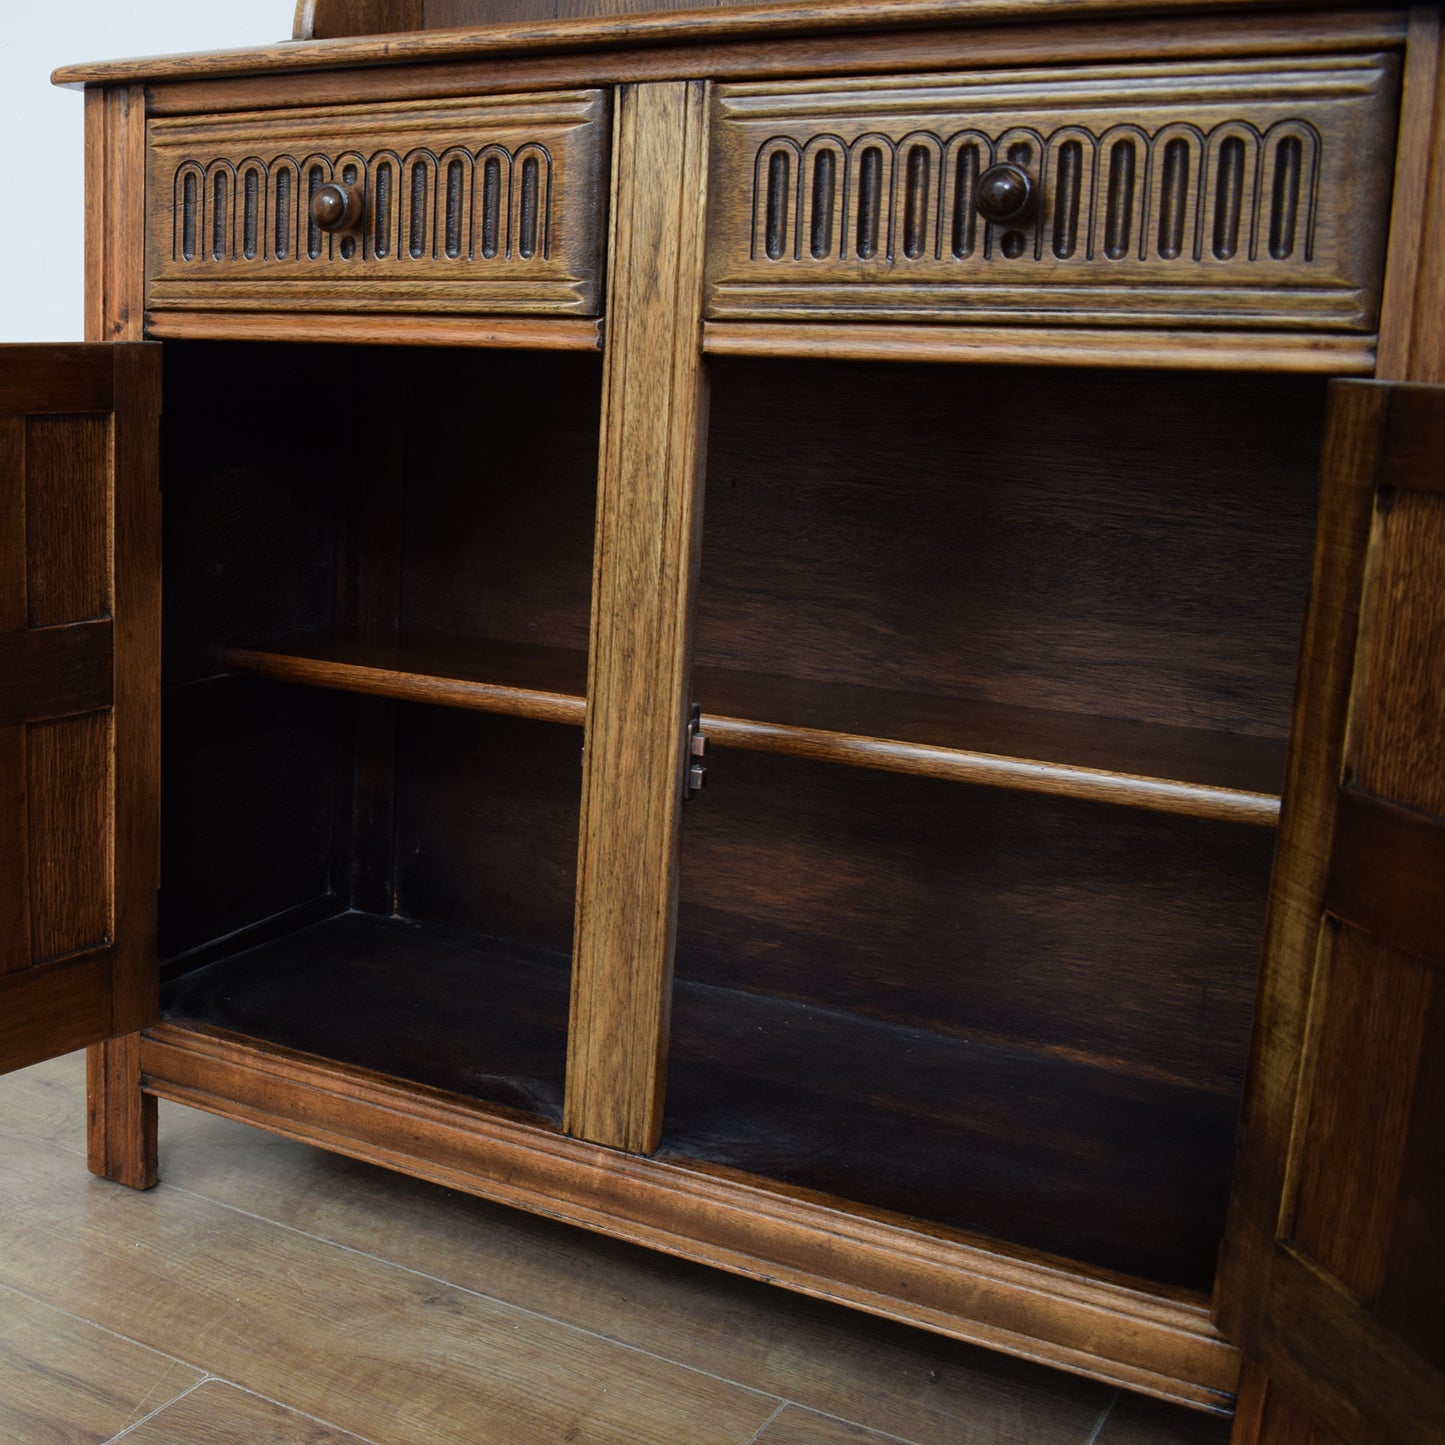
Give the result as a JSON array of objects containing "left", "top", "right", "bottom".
[
  {"left": 1217, "top": 379, "right": 1445, "bottom": 1444},
  {"left": 0, "top": 344, "right": 160, "bottom": 1075}
]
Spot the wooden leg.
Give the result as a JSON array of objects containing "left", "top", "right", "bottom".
[{"left": 86, "top": 1033, "right": 157, "bottom": 1189}]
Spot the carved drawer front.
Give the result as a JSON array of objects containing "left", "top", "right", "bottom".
[
  {"left": 706, "top": 56, "right": 1400, "bottom": 330},
  {"left": 146, "top": 92, "right": 608, "bottom": 316}
]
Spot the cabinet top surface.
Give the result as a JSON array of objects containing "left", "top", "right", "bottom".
[{"left": 51, "top": 0, "right": 1407, "bottom": 88}]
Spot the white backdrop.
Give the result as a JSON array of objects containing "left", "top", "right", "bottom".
[{"left": 1, "top": 4, "right": 292, "bottom": 342}]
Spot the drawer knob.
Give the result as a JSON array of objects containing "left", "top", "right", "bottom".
[
  {"left": 975, "top": 164, "right": 1036, "bottom": 225},
  {"left": 310, "top": 181, "right": 364, "bottom": 233}
]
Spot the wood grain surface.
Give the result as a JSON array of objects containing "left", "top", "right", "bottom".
[
  {"left": 145, "top": 92, "right": 609, "bottom": 318},
  {"left": 136, "top": 1020, "right": 1240, "bottom": 1408},
  {"left": 0, "top": 1283, "right": 203, "bottom": 1445},
  {"left": 52, "top": 3, "right": 1407, "bottom": 87},
  {"left": 705, "top": 57, "right": 1400, "bottom": 332},
  {"left": 120, "top": 1381, "right": 369, "bottom": 1445},
  {"left": 566, "top": 80, "right": 712, "bottom": 1153}
]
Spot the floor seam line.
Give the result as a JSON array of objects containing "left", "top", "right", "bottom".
[{"left": 153, "top": 1175, "right": 782, "bottom": 1401}]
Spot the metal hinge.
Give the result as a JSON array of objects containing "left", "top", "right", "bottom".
[{"left": 683, "top": 703, "right": 708, "bottom": 800}]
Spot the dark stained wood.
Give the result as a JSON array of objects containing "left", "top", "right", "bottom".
[
  {"left": 1214, "top": 379, "right": 1387, "bottom": 1383},
  {"left": 1374, "top": 978, "right": 1445, "bottom": 1379},
  {"left": 391, "top": 709, "right": 583, "bottom": 953},
  {"left": 0, "top": 345, "right": 158, "bottom": 1086},
  {"left": 660, "top": 974, "right": 1241, "bottom": 1291},
  {"left": 136, "top": 1019, "right": 1239, "bottom": 1409},
  {"left": 697, "top": 360, "right": 1325, "bottom": 739},
  {"left": 0, "top": 349, "right": 114, "bottom": 412},
  {"left": 1325, "top": 788, "right": 1445, "bottom": 965},
  {"left": 0, "top": 623, "right": 112, "bottom": 729},
  {"left": 225, "top": 637, "right": 587, "bottom": 723},
  {"left": 0, "top": 951, "right": 114, "bottom": 1076},
  {"left": 25, "top": 414, "right": 108, "bottom": 627},
  {"left": 676, "top": 750, "right": 1273, "bottom": 1099},
  {"left": 696, "top": 665, "right": 1284, "bottom": 823},
  {"left": 27, "top": 712, "right": 110, "bottom": 965},
  {"left": 1218, "top": 381, "right": 1445, "bottom": 1445},
  {"left": 161, "top": 911, "right": 572, "bottom": 1123}
]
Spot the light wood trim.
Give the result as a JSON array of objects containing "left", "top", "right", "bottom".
[
  {"left": 141, "top": 12, "right": 1410, "bottom": 118},
  {"left": 54, "top": 4, "right": 1407, "bottom": 87},
  {"left": 566, "top": 80, "right": 711, "bottom": 1155},
  {"left": 138, "top": 1018, "right": 1240, "bottom": 1411},
  {"left": 83, "top": 88, "right": 146, "bottom": 343},
  {"left": 224, "top": 641, "right": 587, "bottom": 725},
  {"left": 145, "top": 312, "right": 603, "bottom": 349},
  {"left": 706, "top": 714, "right": 1281, "bottom": 824},
  {"left": 704, "top": 323, "right": 1378, "bottom": 374}
]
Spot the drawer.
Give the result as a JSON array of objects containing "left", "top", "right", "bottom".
[
  {"left": 705, "top": 56, "right": 1400, "bottom": 331},
  {"left": 146, "top": 92, "right": 609, "bottom": 316}
]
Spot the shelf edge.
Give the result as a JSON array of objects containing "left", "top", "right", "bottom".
[
  {"left": 224, "top": 646, "right": 587, "bottom": 726},
  {"left": 706, "top": 714, "right": 1282, "bottom": 824}
]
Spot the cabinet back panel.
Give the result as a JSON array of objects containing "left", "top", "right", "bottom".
[
  {"left": 697, "top": 359, "right": 1325, "bottom": 738},
  {"left": 398, "top": 350, "right": 602, "bottom": 655},
  {"left": 393, "top": 707, "right": 582, "bottom": 951},
  {"left": 661, "top": 973, "right": 1239, "bottom": 1291},
  {"left": 677, "top": 749, "right": 1272, "bottom": 1095},
  {"left": 670, "top": 749, "right": 1267, "bottom": 1286},
  {"left": 160, "top": 678, "right": 348, "bottom": 961},
  {"left": 161, "top": 343, "right": 352, "bottom": 686}
]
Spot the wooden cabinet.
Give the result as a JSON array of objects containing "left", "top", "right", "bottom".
[{"left": 6, "top": 3, "right": 1444, "bottom": 1440}]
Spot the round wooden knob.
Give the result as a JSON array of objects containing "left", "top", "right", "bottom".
[
  {"left": 310, "top": 181, "right": 363, "bottom": 232},
  {"left": 975, "top": 164, "right": 1036, "bottom": 225}
]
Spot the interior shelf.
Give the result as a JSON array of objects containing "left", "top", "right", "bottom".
[
  {"left": 224, "top": 635, "right": 587, "bottom": 726},
  {"left": 695, "top": 665, "right": 1284, "bottom": 824},
  {"left": 660, "top": 977, "right": 1238, "bottom": 1293},
  {"left": 160, "top": 911, "right": 573, "bottom": 1124}
]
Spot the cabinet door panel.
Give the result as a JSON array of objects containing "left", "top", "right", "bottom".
[
  {"left": 0, "top": 344, "right": 161, "bottom": 1075},
  {"left": 1218, "top": 380, "right": 1445, "bottom": 1445}
]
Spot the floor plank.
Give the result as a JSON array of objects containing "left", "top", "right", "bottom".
[
  {"left": 151, "top": 1099, "right": 1109, "bottom": 1445},
  {"left": 0, "top": 1054, "right": 1227, "bottom": 1445},
  {"left": 0, "top": 1284, "right": 202, "bottom": 1445},
  {"left": 1093, "top": 1392, "right": 1232, "bottom": 1443},
  {"left": 0, "top": 1133, "right": 777, "bottom": 1445},
  {"left": 115, "top": 1380, "right": 370, "bottom": 1444},
  {"left": 753, "top": 1405, "right": 918, "bottom": 1444}
]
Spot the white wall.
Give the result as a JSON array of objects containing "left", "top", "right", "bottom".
[{"left": 1, "top": 3, "right": 292, "bottom": 342}]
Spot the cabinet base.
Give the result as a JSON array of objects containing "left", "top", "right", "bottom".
[{"left": 133, "top": 1019, "right": 1239, "bottom": 1413}]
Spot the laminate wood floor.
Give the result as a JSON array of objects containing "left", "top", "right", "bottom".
[{"left": 0, "top": 1052, "right": 1233, "bottom": 1444}]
